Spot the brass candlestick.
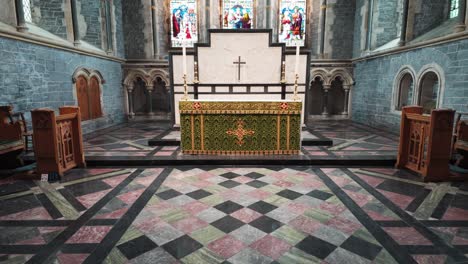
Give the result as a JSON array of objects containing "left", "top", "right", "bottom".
[
  {"left": 292, "top": 73, "right": 300, "bottom": 101},
  {"left": 280, "top": 61, "right": 286, "bottom": 84},
  {"left": 181, "top": 74, "right": 190, "bottom": 101}
]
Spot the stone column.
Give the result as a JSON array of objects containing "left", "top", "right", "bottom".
[
  {"left": 455, "top": 0, "right": 467, "bottom": 32},
  {"left": 146, "top": 85, "right": 154, "bottom": 116},
  {"left": 319, "top": 0, "right": 327, "bottom": 57},
  {"left": 322, "top": 85, "right": 330, "bottom": 115},
  {"left": 126, "top": 85, "right": 135, "bottom": 118},
  {"left": 398, "top": 0, "right": 410, "bottom": 46},
  {"left": 70, "top": 0, "right": 81, "bottom": 46},
  {"left": 342, "top": 86, "right": 351, "bottom": 115},
  {"left": 105, "top": 0, "right": 113, "bottom": 54},
  {"left": 151, "top": 0, "right": 160, "bottom": 59},
  {"left": 14, "top": 0, "right": 28, "bottom": 32},
  {"left": 365, "top": 0, "right": 374, "bottom": 51}
]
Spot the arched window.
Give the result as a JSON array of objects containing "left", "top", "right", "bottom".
[
  {"left": 73, "top": 69, "right": 104, "bottom": 121},
  {"left": 418, "top": 72, "right": 440, "bottom": 114},
  {"left": 396, "top": 73, "right": 414, "bottom": 110},
  {"left": 279, "top": 0, "right": 306, "bottom": 46},
  {"left": 170, "top": 0, "right": 198, "bottom": 47},
  {"left": 222, "top": 0, "right": 254, "bottom": 29},
  {"left": 450, "top": 0, "right": 460, "bottom": 18}
]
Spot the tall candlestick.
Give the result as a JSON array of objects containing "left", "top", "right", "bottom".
[
  {"left": 182, "top": 41, "right": 187, "bottom": 75},
  {"left": 294, "top": 43, "right": 300, "bottom": 75}
]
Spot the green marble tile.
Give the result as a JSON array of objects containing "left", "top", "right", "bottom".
[
  {"left": 190, "top": 225, "right": 225, "bottom": 245},
  {"left": 200, "top": 194, "right": 224, "bottom": 206},
  {"left": 374, "top": 249, "right": 398, "bottom": 264},
  {"left": 181, "top": 248, "right": 224, "bottom": 264},
  {"left": 353, "top": 228, "right": 380, "bottom": 245},
  {"left": 156, "top": 185, "right": 171, "bottom": 194},
  {"left": 326, "top": 196, "right": 342, "bottom": 205},
  {"left": 159, "top": 208, "right": 190, "bottom": 223},
  {"left": 204, "top": 185, "right": 228, "bottom": 194},
  {"left": 303, "top": 208, "right": 333, "bottom": 223},
  {"left": 277, "top": 247, "right": 321, "bottom": 264},
  {"left": 104, "top": 247, "right": 127, "bottom": 264},
  {"left": 260, "top": 184, "right": 283, "bottom": 194},
  {"left": 117, "top": 226, "right": 145, "bottom": 245},
  {"left": 264, "top": 195, "right": 290, "bottom": 207},
  {"left": 286, "top": 176, "right": 305, "bottom": 184},
  {"left": 62, "top": 169, "right": 133, "bottom": 186},
  {"left": 0, "top": 255, "right": 30, "bottom": 264},
  {"left": 271, "top": 225, "right": 307, "bottom": 245},
  {"left": 147, "top": 196, "right": 162, "bottom": 206}
]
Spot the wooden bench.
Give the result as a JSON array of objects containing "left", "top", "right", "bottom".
[
  {"left": 0, "top": 105, "right": 33, "bottom": 152},
  {"left": 0, "top": 121, "right": 25, "bottom": 168},
  {"left": 454, "top": 120, "right": 468, "bottom": 168}
]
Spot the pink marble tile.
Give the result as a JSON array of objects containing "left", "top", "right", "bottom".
[
  {"left": 134, "top": 216, "right": 164, "bottom": 233},
  {"left": 220, "top": 190, "right": 241, "bottom": 200},
  {"left": 344, "top": 190, "right": 372, "bottom": 207},
  {"left": 247, "top": 189, "right": 273, "bottom": 200},
  {"left": 250, "top": 235, "right": 291, "bottom": 260},
  {"left": 88, "top": 168, "right": 120, "bottom": 175},
  {"left": 325, "top": 216, "right": 362, "bottom": 235},
  {"left": 182, "top": 201, "right": 210, "bottom": 215},
  {"left": 207, "top": 235, "right": 246, "bottom": 259},
  {"left": 412, "top": 255, "right": 447, "bottom": 264},
  {"left": 328, "top": 176, "right": 352, "bottom": 187},
  {"left": 38, "top": 226, "right": 65, "bottom": 235},
  {"left": 233, "top": 176, "right": 254, "bottom": 184},
  {"left": 191, "top": 180, "right": 213, "bottom": 189},
  {"left": 15, "top": 236, "right": 46, "bottom": 245},
  {"left": 308, "top": 151, "right": 328, "bottom": 156},
  {"left": 319, "top": 202, "right": 347, "bottom": 216},
  {"left": 0, "top": 207, "right": 52, "bottom": 221},
  {"left": 269, "top": 172, "right": 289, "bottom": 180},
  {"left": 383, "top": 227, "right": 432, "bottom": 245},
  {"left": 286, "top": 202, "right": 310, "bottom": 215},
  {"left": 57, "top": 253, "right": 89, "bottom": 264},
  {"left": 171, "top": 217, "right": 208, "bottom": 233},
  {"left": 378, "top": 190, "right": 414, "bottom": 209},
  {"left": 134, "top": 175, "right": 157, "bottom": 187},
  {"left": 302, "top": 179, "right": 325, "bottom": 188},
  {"left": 102, "top": 173, "right": 130, "bottom": 188},
  {"left": 117, "top": 188, "right": 145, "bottom": 204},
  {"left": 452, "top": 236, "right": 468, "bottom": 245},
  {"left": 94, "top": 207, "right": 128, "bottom": 219},
  {"left": 365, "top": 209, "right": 396, "bottom": 221},
  {"left": 67, "top": 226, "right": 112, "bottom": 244},
  {"left": 231, "top": 208, "right": 262, "bottom": 223},
  {"left": 77, "top": 190, "right": 111, "bottom": 209},
  {"left": 195, "top": 172, "right": 216, "bottom": 180},
  {"left": 154, "top": 151, "right": 174, "bottom": 156},
  {"left": 273, "top": 180, "right": 295, "bottom": 188},
  {"left": 354, "top": 173, "right": 385, "bottom": 187},
  {"left": 289, "top": 215, "right": 322, "bottom": 234},
  {"left": 442, "top": 207, "right": 468, "bottom": 221}
]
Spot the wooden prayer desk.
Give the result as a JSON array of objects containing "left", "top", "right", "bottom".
[{"left": 179, "top": 100, "right": 302, "bottom": 155}]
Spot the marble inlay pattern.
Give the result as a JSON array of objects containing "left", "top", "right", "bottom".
[{"left": 1, "top": 166, "right": 467, "bottom": 263}]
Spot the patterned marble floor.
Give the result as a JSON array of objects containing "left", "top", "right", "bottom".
[
  {"left": 79, "top": 120, "right": 398, "bottom": 160},
  {"left": 1, "top": 166, "right": 467, "bottom": 263}
]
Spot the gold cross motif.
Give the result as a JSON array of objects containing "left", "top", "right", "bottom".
[{"left": 226, "top": 119, "right": 255, "bottom": 146}]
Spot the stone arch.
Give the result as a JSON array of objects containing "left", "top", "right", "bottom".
[
  {"left": 311, "top": 68, "right": 331, "bottom": 86},
  {"left": 148, "top": 69, "right": 170, "bottom": 89},
  {"left": 392, "top": 65, "right": 417, "bottom": 112},
  {"left": 329, "top": 68, "right": 354, "bottom": 87},
  {"left": 71, "top": 67, "right": 105, "bottom": 121},
  {"left": 149, "top": 69, "right": 171, "bottom": 117},
  {"left": 123, "top": 69, "right": 151, "bottom": 88},
  {"left": 416, "top": 63, "right": 445, "bottom": 113}
]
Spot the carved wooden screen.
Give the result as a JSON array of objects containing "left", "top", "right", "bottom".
[
  {"left": 89, "top": 76, "right": 103, "bottom": 119},
  {"left": 76, "top": 76, "right": 90, "bottom": 120}
]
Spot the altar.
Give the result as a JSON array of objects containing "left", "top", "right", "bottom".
[
  {"left": 170, "top": 29, "right": 310, "bottom": 155},
  {"left": 180, "top": 100, "right": 302, "bottom": 155}
]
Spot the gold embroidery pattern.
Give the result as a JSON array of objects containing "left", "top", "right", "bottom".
[{"left": 226, "top": 119, "right": 255, "bottom": 146}]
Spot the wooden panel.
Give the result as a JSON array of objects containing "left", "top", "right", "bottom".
[
  {"left": 89, "top": 77, "right": 102, "bottom": 119},
  {"left": 76, "top": 76, "right": 90, "bottom": 121}
]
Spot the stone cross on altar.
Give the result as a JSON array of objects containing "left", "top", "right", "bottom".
[{"left": 233, "top": 56, "right": 246, "bottom": 81}]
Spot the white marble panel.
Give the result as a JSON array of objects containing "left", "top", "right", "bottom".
[
  {"left": 233, "top": 87, "right": 247, "bottom": 93},
  {"left": 268, "top": 86, "right": 282, "bottom": 93},
  {"left": 173, "top": 55, "right": 195, "bottom": 84},
  {"left": 285, "top": 54, "right": 308, "bottom": 83},
  {"left": 250, "top": 86, "right": 266, "bottom": 93},
  {"left": 215, "top": 86, "right": 230, "bottom": 93},
  {"left": 198, "top": 86, "right": 212, "bottom": 93}
]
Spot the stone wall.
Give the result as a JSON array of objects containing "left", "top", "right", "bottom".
[
  {"left": 353, "top": 0, "right": 366, "bottom": 58},
  {"left": 372, "top": 0, "right": 401, "bottom": 48},
  {"left": 78, "top": 0, "right": 102, "bottom": 48},
  {"left": 327, "top": 0, "right": 356, "bottom": 59},
  {"left": 31, "top": 0, "right": 68, "bottom": 39},
  {"left": 122, "top": 0, "right": 153, "bottom": 59},
  {"left": 113, "top": 0, "right": 125, "bottom": 58},
  {"left": 412, "top": 0, "right": 449, "bottom": 39},
  {"left": 0, "top": 36, "right": 125, "bottom": 134},
  {"left": 352, "top": 39, "right": 468, "bottom": 132}
]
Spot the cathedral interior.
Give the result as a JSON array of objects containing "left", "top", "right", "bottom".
[{"left": 0, "top": 0, "right": 468, "bottom": 263}]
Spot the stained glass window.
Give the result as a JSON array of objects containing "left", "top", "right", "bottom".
[
  {"left": 23, "top": 0, "right": 32, "bottom": 23},
  {"left": 279, "top": 0, "right": 306, "bottom": 46},
  {"left": 170, "top": 0, "right": 198, "bottom": 47},
  {"left": 222, "top": 0, "right": 254, "bottom": 29},
  {"left": 450, "top": 0, "right": 460, "bottom": 18}
]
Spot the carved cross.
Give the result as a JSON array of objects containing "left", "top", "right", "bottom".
[
  {"left": 226, "top": 119, "right": 255, "bottom": 146},
  {"left": 233, "top": 56, "right": 246, "bottom": 81}
]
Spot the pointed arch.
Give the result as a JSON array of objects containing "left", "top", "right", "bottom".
[{"left": 329, "top": 68, "right": 354, "bottom": 87}]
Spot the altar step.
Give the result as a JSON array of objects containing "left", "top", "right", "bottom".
[{"left": 147, "top": 138, "right": 333, "bottom": 147}]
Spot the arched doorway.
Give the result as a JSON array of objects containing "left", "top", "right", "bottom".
[
  {"left": 133, "top": 78, "right": 149, "bottom": 114},
  {"left": 309, "top": 77, "right": 325, "bottom": 115},
  {"left": 151, "top": 77, "right": 171, "bottom": 119},
  {"left": 418, "top": 72, "right": 440, "bottom": 114},
  {"left": 328, "top": 77, "right": 346, "bottom": 115}
]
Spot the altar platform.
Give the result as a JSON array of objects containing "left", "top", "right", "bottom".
[{"left": 23, "top": 120, "right": 398, "bottom": 167}]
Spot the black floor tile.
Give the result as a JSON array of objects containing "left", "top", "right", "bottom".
[
  {"left": 295, "top": 236, "right": 337, "bottom": 259},
  {"left": 244, "top": 172, "right": 266, "bottom": 179},
  {"left": 219, "top": 180, "right": 241, "bottom": 189},
  {"left": 340, "top": 236, "right": 382, "bottom": 260},
  {"left": 156, "top": 189, "right": 182, "bottom": 200},
  {"left": 249, "top": 215, "right": 283, "bottom": 233},
  {"left": 65, "top": 180, "right": 112, "bottom": 197},
  {"left": 186, "top": 189, "right": 212, "bottom": 200},
  {"left": 162, "top": 235, "right": 202, "bottom": 259},
  {"left": 117, "top": 235, "right": 158, "bottom": 260},
  {"left": 451, "top": 194, "right": 468, "bottom": 210},
  {"left": 246, "top": 180, "right": 268, "bottom": 188},
  {"left": 376, "top": 180, "right": 424, "bottom": 197},
  {"left": 276, "top": 190, "right": 302, "bottom": 200},
  {"left": 211, "top": 216, "right": 245, "bottom": 233},
  {"left": 0, "top": 194, "right": 41, "bottom": 217},
  {"left": 220, "top": 172, "right": 241, "bottom": 179},
  {"left": 306, "top": 190, "right": 333, "bottom": 201},
  {"left": 248, "top": 201, "right": 278, "bottom": 214},
  {"left": 214, "top": 201, "right": 244, "bottom": 214}
]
